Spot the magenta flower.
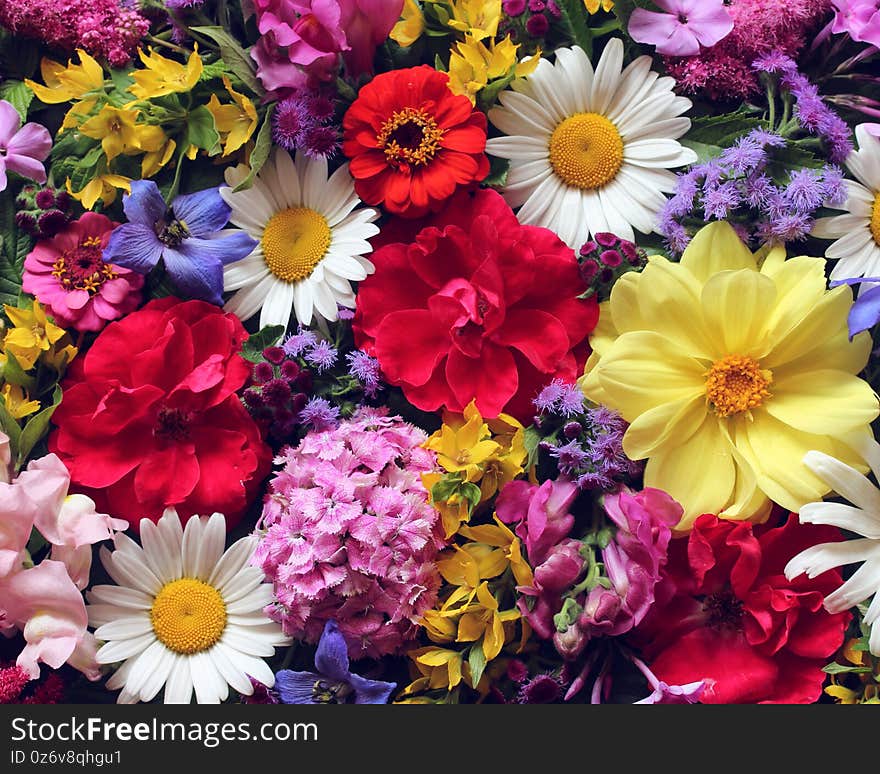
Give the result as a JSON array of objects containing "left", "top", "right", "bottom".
[
  {"left": 629, "top": 0, "right": 734, "bottom": 57},
  {"left": 831, "top": 0, "right": 880, "bottom": 47},
  {"left": 0, "top": 100, "right": 51, "bottom": 193}
]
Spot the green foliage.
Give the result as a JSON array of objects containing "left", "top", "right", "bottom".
[
  {"left": 241, "top": 324, "right": 286, "bottom": 362},
  {"left": 468, "top": 644, "right": 488, "bottom": 687},
  {"left": 482, "top": 155, "right": 510, "bottom": 189},
  {"left": 16, "top": 384, "right": 63, "bottom": 467},
  {"left": 558, "top": 0, "right": 594, "bottom": 56},
  {"left": 191, "top": 26, "right": 265, "bottom": 97},
  {"left": 0, "top": 188, "right": 32, "bottom": 309},
  {"left": 232, "top": 104, "right": 274, "bottom": 192},
  {"left": 185, "top": 105, "right": 222, "bottom": 155},
  {"left": 0, "top": 81, "right": 34, "bottom": 123}
]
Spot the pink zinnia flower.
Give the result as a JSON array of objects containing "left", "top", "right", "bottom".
[
  {"left": 0, "top": 100, "right": 51, "bottom": 193},
  {"left": 253, "top": 408, "right": 444, "bottom": 658},
  {"left": 22, "top": 212, "right": 144, "bottom": 332},
  {"left": 629, "top": 0, "right": 734, "bottom": 56}
]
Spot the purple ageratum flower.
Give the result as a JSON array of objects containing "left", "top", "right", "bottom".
[
  {"left": 346, "top": 349, "right": 382, "bottom": 397},
  {"left": 702, "top": 180, "right": 741, "bottom": 220},
  {"left": 783, "top": 168, "right": 827, "bottom": 212},
  {"left": 629, "top": 0, "right": 733, "bottom": 57},
  {"left": 549, "top": 439, "right": 590, "bottom": 476},
  {"left": 275, "top": 620, "right": 396, "bottom": 704},
  {"left": 104, "top": 180, "right": 257, "bottom": 306},
  {"left": 533, "top": 378, "right": 567, "bottom": 413},
  {"left": 304, "top": 339, "right": 338, "bottom": 372},
  {"left": 0, "top": 100, "right": 52, "bottom": 192},
  {"left": 283, "top": 327, "right": 319, "bottom": 357},
  {"left": 298, "top": 396, "right": 340, "bottom": 431}
]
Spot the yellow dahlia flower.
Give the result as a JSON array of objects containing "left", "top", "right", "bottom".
[{"left": 579, "top": 221, "right": 879, "bottom": 529}]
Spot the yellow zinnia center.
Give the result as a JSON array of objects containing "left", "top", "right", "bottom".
[
  {"left": 378, "top": 107, "right": 445, "bottom": 168},
  {"left": 261, "top": 207, "right": 331, "bottom": 283},
  {"left": 871, "top": 192, "right": 880, "bottom": 247},
  {"left": 150, "top": 578, "right": 227, "bottom": 655},
  {"left": 704, "top": 355, "right": 773, "bottom": 417},
  {"left": 548, "top": 113, "right": 624, "bottom": 190}
]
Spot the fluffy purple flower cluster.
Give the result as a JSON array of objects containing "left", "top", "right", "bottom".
[
  {"left": 577, "top": 232, "right": 647, "bottom": 302},
  {"left": 502, "top": 0, "right": 561, "bottom": 38},
  {"left": 15, "top": 184, "right": 72, "bottom": 239},
  {"left": 252, "top": 408, "right": 444, "bottom": 659},
  {"left": 660, "top": 128, "right": 847, "bottom": 253},
  {"left": 753, "top": 51, "right": 854, "bottom": 163},
  {"left": 272, "top": 90, "right": 340, "bottom": 160},
  {"left": 346, "top": 350, "right": 383, "bottom": 399}
]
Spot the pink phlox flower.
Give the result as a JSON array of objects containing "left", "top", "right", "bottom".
[
  {"left": 0, "top": 100, "right": 51, "bottom": 192},
  {"left": 629, "top": 0, "right": 734, "bottom": 56}
]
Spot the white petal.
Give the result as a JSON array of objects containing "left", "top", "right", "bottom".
[
  {"left": 222, "top": 566, "right": 269, "bottom": 604},
  {"left": 553, "top": 45, "right": 592, "bottom": 114},
  {"left": 590, "top": 38, "right": 624, "bottom": 117},
  {"left": 224, "top": 272, "right": 279, "bottom": 323},
  {"left": 191, "top": 651, "right": 227, "bottom": 704},
  {"left": 260, "top": 281, "right": 296, "bottom": 334},
  {"left": 163, "top": 656, "right": 193, "bottom": 704},
  {"left": 87, "top": 585, "right": 153, "bottom": 611},
  {"left": 606, "top": 57, "right": 657, "bottom": 124},
  {"left": 225, "top": 585, "right": 275, "bottom": 615},
  {"left": 210, "top": 642, "right": 255, "bottom": 696},
  {"left": 221, "top": 627, "right": 277, "bottom": 657},
  {"left": 273, "top": 147, "right": 302, "bottom": 208},
  {"left": 97, "top": 633, "right": 156, "bottom": 664},
  {"left": 311, "top": 278, "right": 340, "bottom": 322},
  {"left": 803, "top": 450, "right": 880, "bottom": 518},
  {"left": 293, "top": 280, "right": 314, "bottom": 327},
  {"left": 106, "top": 550, "right": 163, "bottom": 596},
  {"left": 824, "top": 557, "right": 880, "bottom": 612},
  {"left": 94, "top": 616, "right": 154, "bottom": 642},
  {"left": 121, "top": 639, "right": 166, "bottom": 699},
  {"left": 784, "top": 539, "right": 879, "bottom": 582},
  {"left": 812, "top": 214, "right": 868, "bottom": 240},
  {"left": 180, "top": 514, "right": 204, "bottom": 579},
  {"left": 490, "top": 91, "right": 556, "bottom": 136},
  {"left": 195, "top": 513, "right": 227, "bottom": 581},
  {"left": 138, "top": 519, "right": 178, "bottom": 583},
  {"left": 139, "top": 645, "right": 176, "bottom": 703},
  {"left": 220, "top": 647, "right": 276, "bottom": 688},
  {"left": 224, "top": 253, "right": 270, "bottom": 292},
  {"left": 210, "top": 535, "right": 258, "bottom": 592},
  {"left": 301, "top": 153, "right": 329, "bottom": 212}
]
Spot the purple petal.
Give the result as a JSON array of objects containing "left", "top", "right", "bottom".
[
  {"left": 349, "top": 673, "right": 396, "bottom": 704},
  {"left": 689, "top": 10, "right": 734, "bottom": 47},
  {"left": 0, "top": 160, "right": 7, "bottom": 192},
  {"left": 104, "top": 223, "right": 163, "bottom": 274},
  {"left": 635, "top": 680, "right": 707, "bottom": 704},
  {"left": 847, "top": 284, "right": 880, "bottom": 338},
  {"left": 4, "top": 152, "right": 47, "bottom": 184},
  {"left": 274, "top": 670, "right": 320, "bottom": 704},
  {"left": 162, "top": 244, "right": 225, "bottom": 306},
  {"left": 0, "top": 100, "right": 20, "bottom": 140},
  {"left": 830, "top": 276, "right": 880, "bottom": 287},
  {"left": 171, "top": 187, "right": 232, "bottom": 237},
  {"left": 313, "top": 620, "right": 351, "bottom": 683},
  {"left": 6, "top": 123, "right": 52, "bottom": 161},
  {"left": 192, "top": 230, "right": 259, "bottom": 266},
  {"left": 123, "top": 180, "right": 168, "bottom": 228},
  {"left": 629, "top": 11, "right": 700, "bottom": 56}
]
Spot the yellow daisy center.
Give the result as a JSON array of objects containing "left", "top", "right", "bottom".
[
  {"left": 871, "top": 192, "right": 880, "bottom": 247},
  {"left": 150, "top": 578, "right": 227, "bottom": 655},
  {"left": 378, "top": 107, "right": 445, "bottom": 169},
  {"left": 548, "top": 112, "right": 624, "bottom": 190},
  {"left": 704, "top": 355, "right": 773, "bottom": 418},
  {"left": 261, "top": 207, "right": 331, "bottom": 283}
]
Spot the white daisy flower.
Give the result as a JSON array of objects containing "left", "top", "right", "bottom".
[
  {"left": 812, "top": 124, "right": 880, "bottom": 285},
  {"left": 220, "top": 147, "right": 380, "bottom": 330},
  {"left": 785, "top": 439, "right": 880, "bottom": 656},
  {"left": 485, "top": 39, "right": 697, "bottom": 248},
  {"left": 87, "top": 508, "right": 290, "bottom": 704}
]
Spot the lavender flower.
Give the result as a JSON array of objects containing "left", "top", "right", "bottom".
[
  {"left": 346, "top": 350, "right": 382, "bottom": 398},
  {"left": 299, "top": 397, "right": 340, "bottom": 431},
  {"left": 283, "top": 327, "right": 318, "bottom": 357},
  {"left": 304, "top": 340, "right": 338, "bottom": 372}
]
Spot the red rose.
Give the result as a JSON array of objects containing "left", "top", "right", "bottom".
[
  {"left": 48, "top": 298, "right": 271, "bottom": 531},
  {"left": 353, "top": 189, "right": 599, "bottom": 422},
  {"left": 634, "top": 514, "right": 850, "bottom": 704},
  {"left": 343, "top": 65, "right": 490, "bottom": 218}
]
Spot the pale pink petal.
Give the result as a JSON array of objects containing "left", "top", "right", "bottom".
[
  {"left": 6, "top": 122, "right": 52, "bottom": 161},
  {"left": 0, "top": 482, "right": 38, "bottom": 577}
]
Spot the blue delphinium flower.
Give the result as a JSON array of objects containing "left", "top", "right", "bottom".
[
  {"left": 275, "top": 621, "right": 396, "bottom": 705},
  {"left": 830, "top": 277, "right": 880, "bottom": 339},
  {"left": 103, "top": 180, "right": 257, "bottom": 305}
]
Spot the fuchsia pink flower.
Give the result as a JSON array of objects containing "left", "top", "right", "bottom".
[
  {"left": 629, "top": 0, "right": 734, "bottom": 57},
  {"left": 830, "top": 0, "right": 880, "bottom": 47},
  {"left": 0, "top": 451, "right": 126, "bottom": 680},
  {"left": 253, "top": 408, "right": 444, "bottom": 658},
  {"left": 0, "top": 100, "right": 51, "bottom": 193}
]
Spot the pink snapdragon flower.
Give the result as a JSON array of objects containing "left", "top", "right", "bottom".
[
  {"left": 831, "top": 0, "right": 880, "bottom": 46},
  {"left": 0, "top": 452, "right": 126, "bottom": 678},
  {"left": 253, "top": 408, "right": 444, "bottom": 658},
  {"left": 0, "top": 100, "right": 51, "bottom": 193},
  {"left": 0, "top": 430, "right": 12, "bottom": 484},
  {"left": 629, "top": 0, "right": 734, "bottom": 56}
]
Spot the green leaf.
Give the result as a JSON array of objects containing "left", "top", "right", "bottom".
[
  {"left": 190, "top": 26, "right": 265, "bottom": 97},
  {"left": 0, "top": 189, "right": 30, "bottom": 309},
  {"left": 241, "top": 324, "right": 285, "bottom": 363},
  {"left": 200, "top": 61, "right": 232, "bottom": 82},
  {"left": 482, "top": 155, "right": 510, "bottom": 189},
  {"left": 477, "top": 73, "right": 514, "bottom": 113},
  {"left": 431, "top": 475, "right": 464, "bottom": 503},
  {"left": 0, "top": 81, "right": 34, "bottom": 122},
  {"left": 468, "top": 644, "right": 488, "bottom": 687},
  {"left": 558, "top": 0, "right": 593, "bottom": 56},
  {"left": 0, "top": 350, "right": 36, "bottom": 392},
  {"left": 822, "top": 662, "right": 873, "bottom": 675},
  {"left": 0, "top": 397, "right": 21, "bottom": 463},
  {"left": 185, "top": 105, "right": 222, "bottom": 155},
  {"left": 233, "top": 104, "right": 274, "bottom": 192},
  {"left": 686, "top": 108, "right": 765, "bottom": 148},
  {"left": 108, "top": 68, "right": 135, "bottom": 94},
  {"left": 17, "top": 384, "right": 62, "bottom": 467},
  {"left": 460, "top": 482, "right": 482, "bottom": 512},
  {"left": 522, "top": 424, "right": 542, "bottom": 469}
]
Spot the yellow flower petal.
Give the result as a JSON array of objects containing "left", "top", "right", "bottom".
[
  {"left": 700, "top": 269, "right": 776, "bottom": 358},
  {"left": 623, "top": 393, "right": 707, "bottom": 460},
  {"left": 679, "top": 221, "right": 757, "bottom": 282}
]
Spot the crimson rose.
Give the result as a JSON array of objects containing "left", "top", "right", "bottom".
[{"left": 49, "top": 298, "right": 271, "bottom": 530}]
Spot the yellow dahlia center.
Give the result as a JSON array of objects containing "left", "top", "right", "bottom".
[
  {"left": 378, "top": 107, "right": 445, "bottom": 169},
  {"left": 705, "top": 355, "right": 773, "bottom": 418},
  {"left": 871, "top": 192, "right": 880, "bottom": 247},
  {"left": 261, "top": 207, "right": 331, "bottom": 283},
  {"left": 150, "top": 578, "right": 227, "bottom": 655},
  {"left": 548, "top": 112, "right": 624, "bottom": 190}
]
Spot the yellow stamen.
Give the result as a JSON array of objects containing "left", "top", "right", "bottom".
[
  {"left": 150, "top": 578, "right": 227, "bottom": 655},
  {"left": 378, "top": 107, "right": 445, "bottom": 169},
  {"left": 705, "top": 355, "right": 773, "bottom": 418},
  {"left": 261, "top": 207, "right": 331, "bottom": 283},
  {"left": 548, "top": 112, "right": 624, "bottom": 190},
  {"left": 871, "top": 192, "right": 880, "bottom": 247}
]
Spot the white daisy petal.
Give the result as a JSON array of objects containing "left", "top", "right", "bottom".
[
  {"left": 96, "top": 633, "right": 155, "bottom": 664},
  {"left": 221, "top": 648, "right": 276, "bottom": 688},
  {"left": 191, "top": 652, "right": 227, "bottom": 704},
  {"left": 163, "top": 656, "right": 193, "bottom": 704},
  {"left": 87, "top": 585, "right": 152, "bottom": 611},
  {"left": 120, "top": 640, "right": 166, "bottom": 699},
  {"left": 293, "top": 280, "right": 314, "bottom": 327},
  {"left": 139, "top": 646, "right": 177, "bottom": 703},
  {"left": 210, "top": 535, "right": 259, "bottom": 591},
  {"left": 224, "top": 272, "right": 280, "bottom": 323},
  {"left": 180, "top": 515, "right": 204, "bottom": 579},
  {"left": 260, "top": 280, "right": 296, "bottom": 329},
  {"left": 94, "top": 616, "right": 154, "bottom": 642},
  {"left": 590, "top": 38, "right": 624, "bottom": 116},
  {"left": 209, "top": 642, "right": 254, "bottom": 696},
  {"left": 223, "top": 254, "right": 270, "bottom": 292}
]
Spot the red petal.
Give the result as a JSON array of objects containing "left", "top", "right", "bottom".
[
  {"left": 445, "top": 343, "right": 517, "bottom": 418},
  {"left": 492, "top": 309, "right": 569, "bottom": 374},
  {"left": 373, "top": 309, "right": 449, "bottom": 387}
]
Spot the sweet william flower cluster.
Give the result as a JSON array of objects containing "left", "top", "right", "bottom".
[{"left": 2, "top": 0, "right": 880, "bottom": 707}]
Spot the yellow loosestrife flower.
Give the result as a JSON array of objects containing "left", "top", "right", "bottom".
[
  {"left": 448, "top": 35, "right": 540, "bottom": 105},
  {"left": 391, "top": 0, "right": 425, "bottom": 47},
  {"left": 78, "top": 106, "right": 167, "bottom": 162},
  {"left": 584, "top": 0, "right": 614, "bottom": 12},
  {"left": 128, "top": 47, "right": 203, "bottom": 100},
  {"left": 25, "top": 50, "right": 106, "bottom": 130},
  {"left": 445, "top": 0, "right": 501, "bottom": 40},
  {"left": 141, "top": 138, "right": 177, "bottom": 178},
  {"left": 206, "top": 76, "right": 258, "bottom": 156},
  {"left": 425, "top": 401, "right": 501, "bottom": 480},
  {"left": 66, "top": 173, "right": 131, "bottom": 210},
  {"left": 1, "top": 383, "right": 41, "bottom": 420},
  {"left": 2, "top": 302, "right": 68, "bottom": 371},
  {"left": 580, "top": 221, "right": 880, "bottom": 529},
  {"left": 421, "top": 471, "right": 472, "bottom": 539}
]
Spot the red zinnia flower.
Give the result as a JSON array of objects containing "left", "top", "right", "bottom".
[
  {"left": 342, "top": 65, "right": 490, "bottom": 218},
  {"left": 634, "top": 513, "right": 850, "bottom": 704},
  {"left": 48, "top": 298, "right": 271, "bottom": 531},
  {"left": 352, "top": 188, "right": 599, "bottom": 422}
]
